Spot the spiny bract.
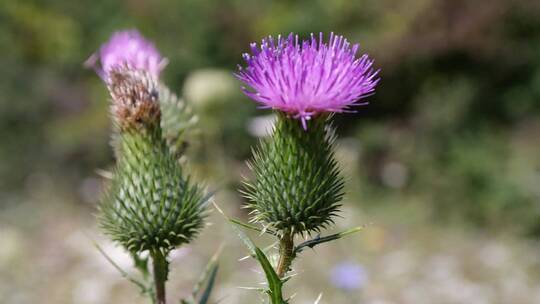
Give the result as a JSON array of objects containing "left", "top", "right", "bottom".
[
  {"left": 243, "top": 115, "right": 344, "bottom": 235},
  {"left": 99, "top": 127, "right": 208, "bottom": 253},
  {"left": 159, "top": 85, "right": 198, "bottom": 157}
]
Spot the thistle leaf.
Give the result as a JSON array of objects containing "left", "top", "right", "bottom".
[
  {"left": 190, "top": 246, "right": 222, "bottom": 304},
  {"left": 255, "top": 247, "right": 287, "bottom": 304},
  {"left": 131, "top": 252, "right": 150, "bottom": 279},
  {"left": 93, "top": 241, "right": 153, "bottom": 297},
  {"left": 212, "top": 202, "right": 256, "bottom": 255},
  {"left": 294, "top": 225, "right": 365, "bottom": 255},
  {"left": 228, "top": 218, "right": 278, "bottom": 236},
  {"left": 213, "top": 202, "right": 286, "bottom": 304},
  {"left": 197, "top": 262, "right": 219, "bottom": 304}
]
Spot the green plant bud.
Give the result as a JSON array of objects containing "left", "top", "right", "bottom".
[
  {"left": 99, "top": 69, "right": 207, "bottom": 252},
  {"left": 99, "top": 127, "right": 208, "bottom": 252},
  {"left": 243, "top": 114, "right": 344, "bottom": 235}
]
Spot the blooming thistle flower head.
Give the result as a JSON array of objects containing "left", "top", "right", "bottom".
[
  {"left": 85, "top": 29, "right": 167, "bottom": 82},
  {"left": 236, "top": 32, "right": 379, "bottom": 129}
]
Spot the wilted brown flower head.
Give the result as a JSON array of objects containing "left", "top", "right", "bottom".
[{"left": 107, "top": 66, "right": 161, "bottom": 131}]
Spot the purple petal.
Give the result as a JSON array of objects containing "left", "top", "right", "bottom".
[{"left": 235, "top": 32, "right": 380, "bottom": 127}]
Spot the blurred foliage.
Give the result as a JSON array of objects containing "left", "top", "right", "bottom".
[{"left": 0, "top": 0, "right": 539, "bottom": 235}]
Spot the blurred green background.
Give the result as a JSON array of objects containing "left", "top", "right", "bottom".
[{"left": 1, "top": 0, "right": 540, "bottom": 303}]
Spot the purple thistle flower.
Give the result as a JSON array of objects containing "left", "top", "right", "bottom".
[
  {"left": 236, "top": 32, "right": 380, "bottom": 129},
  {"left": 85, "top": 29, "right": 167, "bottom": 82}
]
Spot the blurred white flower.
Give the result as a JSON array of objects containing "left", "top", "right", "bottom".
[{"left": 183, "top": 69, "right": 237, "bottom": 107}]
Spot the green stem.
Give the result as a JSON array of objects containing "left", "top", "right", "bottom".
[
  {"left": 276, "top": 231, "right": 294, "bottom": 278},
  {"left": 151, "top": 250, "right": 169, "bottom": 304}
]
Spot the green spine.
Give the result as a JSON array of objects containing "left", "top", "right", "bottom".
[
  {"left": 244, "top": 114, "right": 344, "bottom": 235},
  {"left": 99, "top": 125, "right": 206, "bottom": 253},
  {"left": 159, "top": 84, "right": 198, "bottom": 157}
]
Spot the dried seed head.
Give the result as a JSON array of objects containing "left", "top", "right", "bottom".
[{"left": 107, "top": 67, "right": 161, "bottom": 131}]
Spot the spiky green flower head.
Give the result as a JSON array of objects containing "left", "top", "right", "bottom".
[
  {"left": 243, "top": 114, "right": 344, "bottom": 235},
  {"left": 99, "top": 67, "right": 207, "bottom": 253}
]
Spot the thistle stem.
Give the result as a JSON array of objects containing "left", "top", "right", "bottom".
[
  {"left": 151, "top": 250, "right": 169, "bottom": 304},
  {"left": 276, "top": 231, "right": 295, "bottom": 278}
]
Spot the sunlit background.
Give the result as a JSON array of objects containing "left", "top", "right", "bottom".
[{"left": 1, "top": 1, "right": 540, "bottom": 303}]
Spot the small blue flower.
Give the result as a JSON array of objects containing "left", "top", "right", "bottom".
[{"left": 330, "top": 261, "right": 368, "bottom": 290}]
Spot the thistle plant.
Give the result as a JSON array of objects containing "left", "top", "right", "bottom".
[
  {"left": 88, "top": 29, "right": 214, "bottom": 304},
  {"left": 233, "top": 33, "right": 379, "bottom": 303}
]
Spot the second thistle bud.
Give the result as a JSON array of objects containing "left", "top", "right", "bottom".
[{"left": 99, "top": 67, "right": 207, "bottom": 253}]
